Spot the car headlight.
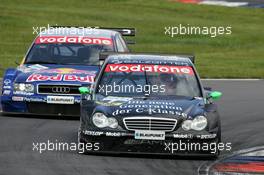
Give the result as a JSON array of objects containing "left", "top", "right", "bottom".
[
  {"left": 182, "top": 116, "right": 207, "bottom": 131},
  {"left": 182, "top": 120, "right": 193, "bottom": 131},
  {"left": 14, "top": 83, "right": 34, "bottom": 92},
  {"left": 92, "top": 113, "right": 118, "bottom": 128},
  {"left": 191, "top": 116, "right": 207, "bottom": 131},
  {"left": 108, "top": 117, "right": 118, "bottom": 128},
  {"left": 92, "top": 113, "right": 109, "bottom": 128}
]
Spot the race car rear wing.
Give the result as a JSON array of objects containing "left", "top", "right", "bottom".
[
  {"left": 100, "top": 27, "right": 136, "bottom": 36},
  {"left": 99, "top": 52, "right": 195, "bottom": 64},
  {"left": 49, "top": 26, "right": 136, "bottom": 36}
]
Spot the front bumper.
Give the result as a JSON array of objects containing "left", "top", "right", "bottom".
[
  {"left": 79, "top": 130, "right": 220, "bottom": 156},
  {"left": 1, "top": 94, "right": 81, "bottom": 116}
]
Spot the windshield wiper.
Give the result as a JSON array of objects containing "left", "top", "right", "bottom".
[{"left": 25, "top": 61, "right": 59, "bottom": 64}]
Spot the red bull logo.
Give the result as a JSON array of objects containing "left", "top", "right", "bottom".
[{"left": 26, "top": 74, "right": 95, "bottom": 83}]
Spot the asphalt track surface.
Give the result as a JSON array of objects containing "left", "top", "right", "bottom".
[{"left": 0, "top": 80, "right": 264, "bottom": 175}]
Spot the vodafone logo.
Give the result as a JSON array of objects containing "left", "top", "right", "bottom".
[
  {"left": 35, "top": 36, "right": 112, "bottom": 45},
  {"left": 105, "top": 64, "right": 194, "bottom": 75},
  {"left": 26, "top": 74, "right": 95, "bottom": 83}
]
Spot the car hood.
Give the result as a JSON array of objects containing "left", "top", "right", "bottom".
[
  {"left": 95, "top": 96, "right": 205, "bottom": 119},
  {"left": 15, "top": 64, "right": 100, "bottom": 85}
]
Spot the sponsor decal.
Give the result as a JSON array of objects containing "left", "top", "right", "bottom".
[
  {"left": 3, "top": 90, "right": 11, "bottom": 95},
  {"left": 75, "top": 99, "right": 81, "bottom": 103},
  {"left": 13, "top": 91, "right": 34, "bottom": 96},
  {"left": 197, "top": 134, "right": 217, "bottom": 139},
  {"left": 105, "top": 132, "right": 122, "bottom": 137},
  {"left": 28, "top": 64, "right": 49, "bottom": 70},
  {"left": 135, "top": 130, "right": 165, "bottom": 140},
  {"left": 173, "top": 134, "right": 193, "bottom": 139},
  {"left": 124, "top": 139, "right": 167, "bottom": 145},
  {"left": 173, "top": 134, "right": 216, "bottom": 139},
  {"left": 3, "top": 86, "right": 11, "bottom": 89},
  {"left": 113, "top": 108, "right": 184, "bottom": 116},
  {"left": 24, "top": 97, "right": 45, "bottom": 102},
  {"left": 111, "top": 58, "right": 188, "bottom": 65},
  {"left": 112, "top": 100, "right": 185, "bottom": 117},
  {"left": 4, "top": 79, "right": 11, "bottom": 85},
  {"left": 102, "top": 96, "right": 132, "bottom": 104},
  {"left": 47, "top": 96, "right": 74, "bottom": 104},
  {"left": 83, "top": 130, "right": 103, "bottom": 136},
  {"left": 35, "top": 36, "right": 113, "bottom": 45},
  {"left": 18, "top": 64, "right": 49, "bottom": 73},
  {"left": 103, "top": 96, "right": 132, "bottom": 102},
  {"left": 26, "top": 74, "right": 94, "bottom": 83},
  {"left": 96, "top": 101, "right": 123, "bottom": 107},
  {"left": 12, "top": 96, "right": 24, "bottom": 101},
  {"left": 105, "top": 64, "right": 194, "bottom": 75}
]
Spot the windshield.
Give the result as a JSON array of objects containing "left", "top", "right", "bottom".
[
  {"left": 25, "top": 39, "right": 114, "bottom": 66},
  {"left": 96, "top": 63, "right": 202, "bottom": 98}
]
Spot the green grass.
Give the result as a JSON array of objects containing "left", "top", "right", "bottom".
[{"left": 0, "top": 0, "right": 263, "bottom": 78}]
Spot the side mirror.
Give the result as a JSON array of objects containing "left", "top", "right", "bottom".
[
  {"left": 79, "top": 87, "right": 91, "bottom": 95},
  {"left": 208, "top": 91, "right": 222, "bottom": 101},
  {"left": 204, "top": 87, "right": 212, "bottom": 91}
]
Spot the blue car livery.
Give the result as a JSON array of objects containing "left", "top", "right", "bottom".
[{"left": 1, "top": 27, "right": 134, "bottom": 116}]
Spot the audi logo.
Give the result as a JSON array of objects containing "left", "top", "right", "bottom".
[{"left": 52, "top": 87, "right": 71, "bottom": 93}]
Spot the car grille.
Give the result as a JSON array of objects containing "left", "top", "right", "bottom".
[
  {"left": 38, "top": 84, "right": 80, "bottom": 95},
  {"left": 123, "top": 117, "right": 177, "bottom": 132}
]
